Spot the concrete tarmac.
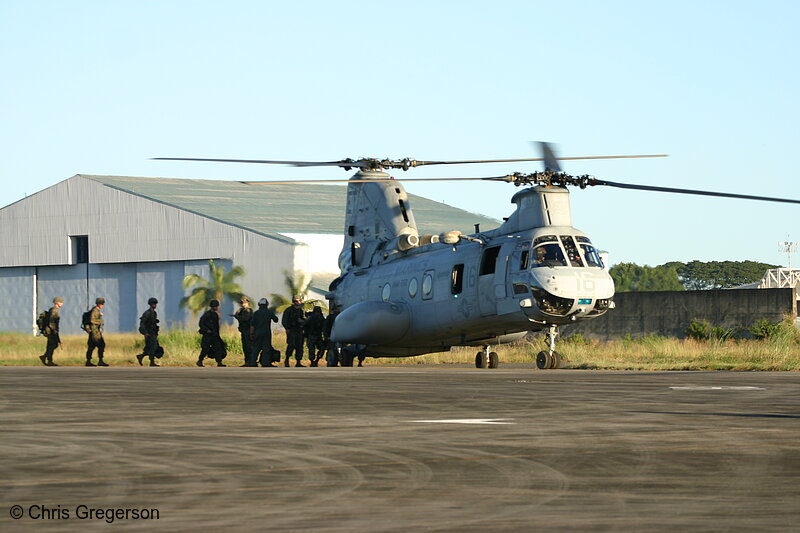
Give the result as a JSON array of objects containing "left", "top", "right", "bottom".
[{"left": 1, "top": 366, "right": 799, "bottom": 532}]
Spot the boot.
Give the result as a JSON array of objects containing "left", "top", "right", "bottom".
[
  {"left": 136, "top": 354, "right": 144, "bottom": 366},
  {"left": 295, "top": 361, "right": 305, "bottom": 367},
  {"left": 85, "top": 360, "right": 96, "bottom": 367},
  {"left": 39, "top": 355, "right": 47, "bottom": 366},
  {"left": 216, "top": 359, "right": 226, "bottom": 367},
  {"left": 284, "top": 358, "right": 290, "bottom": 367},
  {"left": 97, "top": 359, "right": 109, "bottom": 367},
  {"left": 149, "top": 357, "right": 159, "bottom": 367},
  {"left": 196, "top": 358, "right": 204, "bottom": 367}
]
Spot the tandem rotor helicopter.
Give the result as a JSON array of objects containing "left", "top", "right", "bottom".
[{"left": 155, "top": 144, "right": 800, "bottom": 369}]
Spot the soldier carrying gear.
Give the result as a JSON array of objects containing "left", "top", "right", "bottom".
[
  {"left": 303, "top": 306, "right": 325, "bottom": 367},
  {"left": 232, "top": 296, "right": 253, "bottom": 366},
  {"left": 281, "top": 296, "right": 306, "bottom": 367},
  {"left": 39, "top": 296, "right": 64, "bottom": 366},
  {"left": 137, "top": 297, "right": 161, "bottom": 367},
  {"left": 85, "top": 297, "right": 108, "bottom": 366},
  {"left": 197, "top": 299, "right": 227, "bottom": 367},
  {"left": 248, "top": 297, "right": 279, "bottom": 367}
]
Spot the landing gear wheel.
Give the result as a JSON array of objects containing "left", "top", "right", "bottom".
[
  {"left": 536, "top": 351, "right": 552, "bottom": 370},
  {"left": 549, "top": 351, "right": 561, "bottom": 369},
  {"left": 488, "top": 351, "right": 499, "bottom": 369},
  {"left": 475, "top": 352, "right": 488, "bottom": 368}
]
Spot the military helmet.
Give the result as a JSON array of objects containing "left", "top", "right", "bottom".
[
  {"left": 148, "top": 297, "right": 158, "bottom": 305},
  {"left": 53, "top": 296, "right": 64, "bottom": 304},
  {"left": 258, "top": 298, "right": 268, "bottom": 306},
  {"left": 239, "top": 296, "right": 249, "bottom": 303},
  {"left": 210, "top": 299, "right": 220, "bottom": 307},
  {"left": 95, "top": 297, "right": 105, "bottom": 305}
]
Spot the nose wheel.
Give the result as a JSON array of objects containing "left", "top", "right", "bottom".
[
  {"left": 536, "top": 325, "right": 561, "bottom": 370},
  {"left": 475, "top": 346, "right": 499, "bottom": 369}
]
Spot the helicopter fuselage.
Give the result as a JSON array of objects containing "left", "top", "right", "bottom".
[{"left": 328, "top": 179, "right": 615, "bottom": 357}]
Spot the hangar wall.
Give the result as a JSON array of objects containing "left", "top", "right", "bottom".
[{"left": 560, "top": 288, "right": 798, "bottom": 340}]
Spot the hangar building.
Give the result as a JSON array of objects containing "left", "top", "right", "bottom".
[{"left": 0, "top": 174, "right": 498, "bottom": 335}]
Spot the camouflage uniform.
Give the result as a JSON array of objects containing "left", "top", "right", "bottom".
[
  {"left": 85, "top": 299, "right": 107, "bottom": 366},
  {"left": 40, "top": 299, "right": 62, "bottom": 366},
  {"left": 233, "top": 300, "right": 253, "bottom": 366},
  {"left": 138, "top": 300, "right": 161, "bottom": 366},
  {"left": 197, "top": 302, "right": 226, "bottom": 367},
  {"left": 249, "top": 300, "right": 279, "bottom": 367},
  {"left": 303, "top": 308, "right": 325, "bottom": 367},
  {"left": 282, "top": 303, "right": 306, "bottom": 367}
]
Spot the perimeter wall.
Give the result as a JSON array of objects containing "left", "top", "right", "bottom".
[{"left": 559, "top": 288, "right": 797, "bottom": 340}]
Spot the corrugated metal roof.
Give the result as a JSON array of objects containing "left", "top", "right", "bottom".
[{"left": 83, "top": 175, "right": 500, "bottom": 236}]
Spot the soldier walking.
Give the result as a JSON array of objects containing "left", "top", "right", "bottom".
[
  {"left": 303, "top": 306, "right": 325, "bottom": 367},
  {"left": 39, "top": 296, "right": 63, "bottom": 366},
  {"left": 197, "top": 299, "right": 227, "bottom": 367},
  {"left": 324, "top": 308, "right": 340, "bottom": 367},
  {"left": 232, "top": 296, "right": 253, "bottom": 366},
  {"left": 84, "top": 297, "right": 108, "bottom": 366},
  {"left": 137, "top": 297, "right": 161, "bottom": 367},
  {"left": 281, "top": 296, "right": 306, "bottom": 367},
  {"left": 248, "top": 298, "right": 279, "bottom": 367}
]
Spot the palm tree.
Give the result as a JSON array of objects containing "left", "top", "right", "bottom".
[
  {"left": 180, "top": 260, "right": 246, "bottom": 316},
  {"left": 270, "top": 269, "right": 327, "bottom": 312}
]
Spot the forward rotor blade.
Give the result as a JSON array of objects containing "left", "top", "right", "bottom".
[
  {"left": 239, "top": 176, "right": 501, "bottom": 184},
  {"left": 153, "top": 154, "right": 668, "bottom": 168},
  {"left": 595, "top": 179, "right": 800, "bottom": 205},
  {"left": 152, "top": 157, "right": 366, "bottom": 167}
]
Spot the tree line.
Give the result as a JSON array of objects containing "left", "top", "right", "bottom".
[{"left": 610, "top": 260, "right": 780, "bottom": 292}]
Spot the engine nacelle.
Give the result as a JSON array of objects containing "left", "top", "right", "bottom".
[{"left": 331, "top": 301, "right": 411, "bottom": 344}]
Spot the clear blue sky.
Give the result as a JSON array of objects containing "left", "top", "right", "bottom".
[{"left": 2, "top": 1, "right": 798, "bottom": 267}]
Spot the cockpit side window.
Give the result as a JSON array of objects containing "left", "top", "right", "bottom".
[
  {"left": 560, "top": 236, "right": 584, "bottom": 267},
  {"left": 580, "top": 243, "right": 604, "bottom": 268},
  {"left": 532, "top": 243, "right": 567, "bottom": 267}
]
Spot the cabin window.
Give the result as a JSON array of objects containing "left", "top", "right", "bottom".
[
  {"left": 520, "top": 250, "right": 529, "bottom": 270},
  {"left": 532, "top": 243, "right": 567, "bottom": 267},
  {"left": 382, "top": 283, "right": 391, "bottom": 302},
  {"left": 533, "top": 234, "right": 558, "bottom": 246},
  {"left": 70, "top": 235, "right": 88, "bottom": 264},
  {"left": 422, "top": 271, "right": 434, "bottom": 300},
  {"left": 451, "top": 264, "right": 464, "bottom": 295},
  {"left": 408, "top": 278, "right": 418, "bottom": 298},
  {"left": 399, "top": 199, "right": 410, "bottom": 223},
  {"left": 560, "top": 235, "right": 584, "bottom": 267},
  {"left": 479, "top": 246, "right": 501, "bottom": 276}
]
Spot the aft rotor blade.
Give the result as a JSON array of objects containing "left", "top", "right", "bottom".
[
  {"left": 240, "top": 176, "right": 503, "bottom": 184},
  {"left": 595, "top": 179, "right": 800, "bottom": 205}
]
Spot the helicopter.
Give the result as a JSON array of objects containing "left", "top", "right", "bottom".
[{"left": 154, "top": 144, "right": 800, "bottom": 369}]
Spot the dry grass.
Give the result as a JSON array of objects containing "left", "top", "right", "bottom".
[{"left": 2, "top": 327, "right": 799, "bottom": 370}]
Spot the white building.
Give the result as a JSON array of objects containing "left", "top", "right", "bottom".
[{"left": 0, "top": 174, "right": 498, "bottom": 334}]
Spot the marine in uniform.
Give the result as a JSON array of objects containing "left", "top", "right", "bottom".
[
  {"left": 248, "top": 298, "right": 279, "bottom": 367},
  {"left": 137, "top": 297, "right": 161, "bottom": 367},
  {"left": 323, "top": 308, "right": 340, "bottom": 367},
  {"left": 303, "top": 306, "right": 325, "bottom": 367},
  {"left": 85, "top": 297, "right": 108, "bottom": 366},
  {"left": 197, "top": 299, "right": 227, "bottom": 367},
  {"left": 281, "top": 296, "right": 306, "bottom": 367},
  {"left": 232, "top": 296, "right": 253, "bottom": 366},
  {"left": 39, "top": 296, "right": 63, "bottom": 366}
]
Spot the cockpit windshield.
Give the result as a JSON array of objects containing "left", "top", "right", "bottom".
[
  {"left": 532, "top": 243, "right": 567, "bottom": 267},
  {"left": 531, "top": 235, "right": 603, "bottom": 269},
  {"left": 579, "top": 243, "right": 604, "bottom": 268}
]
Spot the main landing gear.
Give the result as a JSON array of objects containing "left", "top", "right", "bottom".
[
  {"left": 536, "top": 324, "right": 561, "bottom": 370},
  {"left": 475, "top": 345, "right": 499, "bottom": 369}
]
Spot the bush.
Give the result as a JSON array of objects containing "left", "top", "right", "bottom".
[
  {"left": 686, "top": 318, "right": 710, "bottom": 340},
  {"left": 750, "top": 318, "right": 782, "bottom": 339}
]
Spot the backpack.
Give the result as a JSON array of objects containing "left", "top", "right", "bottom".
[
  {"left": 36, "top": 310, "right": 50, "bottom": 335},
  {"left": 82, "top": 309, "right": 93, "bottom": 333}
]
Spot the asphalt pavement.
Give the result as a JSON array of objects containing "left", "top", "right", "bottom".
[{"left": 1, "top": 366, "right": 799, "bottom": 532}]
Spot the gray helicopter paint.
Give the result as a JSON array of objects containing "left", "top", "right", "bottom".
[{"left": 329, "top": 177, "right": 615, "bottom": 356}]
